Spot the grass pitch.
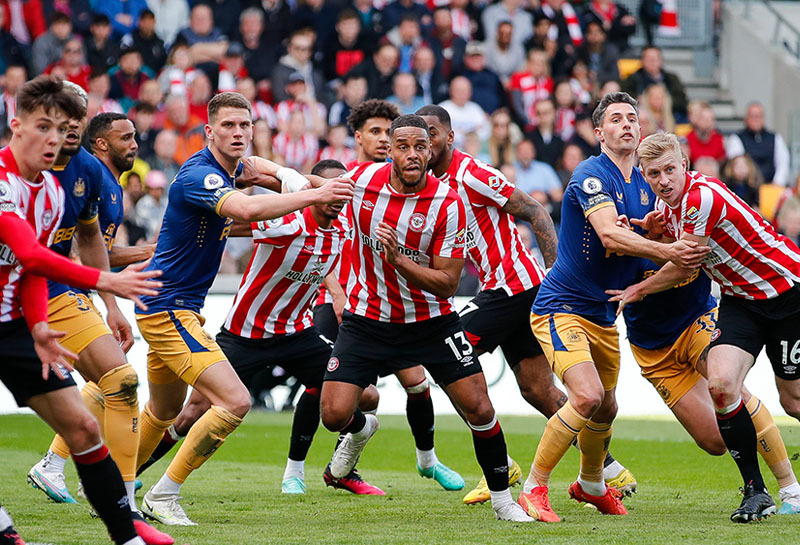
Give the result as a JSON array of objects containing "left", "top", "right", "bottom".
[{"left": 2, "top": 412, "right": 799, "bottom": 545}]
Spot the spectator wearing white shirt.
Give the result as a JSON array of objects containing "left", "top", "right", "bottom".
[
  {"left": 438, "top": 76, "right": 490, "bottom": 148},
  {"left": 726, "top": 102, "right": 790, "bottom": 186}
]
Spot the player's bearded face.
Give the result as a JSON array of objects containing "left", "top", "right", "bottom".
[
  {"left": 597, "top": 103, "right": 640, "bottom": 154},
  {"left": 210, "top": 108, "right": 253, "bottom": 160},
  {"left": 391, "top": 127, "right": 430, "bottom": 187},
  {"left": 60, "top": 116, "right": 87, "bottom": 156},
  {"left": 642, "top": 152, "right": 686, "bottom": 206},
  {"left": 106, "top": 119, "right": 138, "bottom": 173}
]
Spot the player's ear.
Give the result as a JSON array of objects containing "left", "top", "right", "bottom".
[
  {"left": 9, "top": 117, "right": 19, "bottom": 134},
  {"left": 594, "top": 125, "right": 603, "bottom": 142},
  {"left": 204, "top": 124, "right": 213, "bottom": 141},
  {"left": 447, "top": 129, "right": 454, "bottom": 147},
  {"left": 96, "top": 137, "right": 109, "bottom": 152}
]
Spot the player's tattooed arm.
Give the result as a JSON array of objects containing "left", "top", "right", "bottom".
[{"left": 502, "top": 188, "right": 558, "bottom": 267}]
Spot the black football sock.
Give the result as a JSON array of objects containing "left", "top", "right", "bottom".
[
  {"left": 406, "top": 388, "right": 435, "bottom": 451},
  {"left": 340, "top": 409, "right": 366, "bottom": 435},
  {"left": 717, "top": 399, "right": 766, "bottom": 490},
  {"left": 288, "top": 388, "right": 321, "bottom": 461},
  {"left": 469, "top": 417, "right": 509, "bottom": 492},
  {"left": 136, "top": 428, "right": 182, "bottom": 476},
  {"left": 604, "top": 451, "right": 617, "bottom": 468}
]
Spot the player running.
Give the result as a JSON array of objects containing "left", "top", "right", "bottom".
[
  {"left": 523, "top": 92, "right": 709, "bottom": 522},
  {"left": 610, "top": 131, "right": 800, "bottom": 522},
  {"left": 314, "top": 100, "right": 465, "bottom": 493},
  {"left": 134, "top": 92, "right": 353, "bottom": 526},
  {"left": 314, "top": 114, "right": 533, "bottom": 522},
  {"left": 0, "top": 75, "right": 161, "bottom": 545},
  {"left": 416, "top": 104, "right": 637, "bottom": 505},
  {"left": 29, "top": 111, "right": 171, "bottom": 544}
]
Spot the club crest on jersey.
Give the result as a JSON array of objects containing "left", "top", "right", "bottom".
[
  {"left": 0, "top": 180, "right": 12, "bottom": 202},
  {"left": 685, "top": 206, "right": 699, "bottom": 223},
  {"left": 42, "top": 210, "right": 54, "bottom": 229},
  {"left": 73, "top": 178, "right": 86, "bottom": 197},
  {"left": 327, "top": 357, "right": 339, "bottom": 372},
  {"left": 203, "top": 173, "right": 225, "bottom": 190},
  {"left": 640, "top": 189, "right": 650, "bottom": 206},
  {"left": 582, "top": 177, "right": 602, "bottom": 195},
  {"left": 409, "top": 212, "right": 427, "bottom": 232}
]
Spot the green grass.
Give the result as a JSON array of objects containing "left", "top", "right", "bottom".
[{"left": 2, "top": 413, "right": 800, "bottom": 544}]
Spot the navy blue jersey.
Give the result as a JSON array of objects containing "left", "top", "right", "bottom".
[
  {"left": 137, "top": 147, "right": 240, "bottom": 314},
  {"left": 47, "top": 148, "right": 104, "bottom": 298},
  {"left": 533, "top": 153, "right": 656, "bottom": 326},
  {"left": 624, "top": 259, "right": 716, "bottom": 350}
]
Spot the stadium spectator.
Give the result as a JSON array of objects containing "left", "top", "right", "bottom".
[
  {"left": 147, "top": 0, "right": 190, "bottom": 47},
  {"left": 87, "top": 70, "right": 124, "bottom": 114},
  {"left": 347, "top": 42, "right": 399, "bottom": 100},
  {"left": 384, "top": 15, "right": 429, "bottom": 75},
  {"left": 621, "top": 45, "right": 688, "bottom": 119},
  {"left": 387, "top": 72, "right": 425, "bottom": 115},
  {"left": 234, "top": 77, "right": 276, "bottom": 128},
  {"left": 568, "top": 58, "right": 593, "bottom": 105},
  {"left": 95, "top": 0, "right": 148, "bottom": 38},
  {"left": 525, "top": 9, "right": 556, "bottom": 56},
  {"left": 108, "top": 46, "right": 153, "bottom": 112},
  {"left": 275, "top": 71, "right": 327, "bottom": 137},
  {"left": 509, "top": 48, "right": 553, "bottom": 130},
  {"left": 272, "top": 29, "right": 328, "bottom": 105},
  {"left": 319, "top": 124, "right": 357, "bottom": 165},
  {"left": 556, "top": 142, "right": 585, "bottom": 186},
  {"left": 135, "top": 169, "right": 169, "bottom": 241},
  {"left": 582, "top": 0, "right": 636, "bottom": 53},
  {"left": 513, "top": 138, "right": 562, "bottom": 207},
  {"left": 448, "top": 0, "right": 473, "bottom": 41},
  {"left": 412, "top": 45, "right": 447, "bottom": 104},
  {"left": 481, "top": 0, "right": 532, "bottom": 49},
  {"left": 250, "top": 0, "right": 292, "bottom": 51},
  {"left": 187, "top": 70, "right": 212, "bottom": 123},
  {"left": 328, "top": 73, "right": 367, "bottom": 131},
  {"left": 352, "top": 0, "right": 383, "bottom": 39},
  {"left": 382, "top": 0, "right": 432, "bottom": 33},
  {"left": 526, "top": 98, "right": 564, "bottom": 168},
  {"left": 487, "top": 107, "right": 522, "bottom": 167},
  {"left": 483, "top": 20, "right": 525, "bottom": 85},
  {"left": 237, "top": 7, "right": 276, "bottom": 90},
  {"left": 143, "top": 127, "right": 177, "bottom": 182},
  {"left": 251, "top": 118, "right": 273, "bottom": 160},
  {"left": 207, "top": 0, "right": 243, "bottom": 38},
  {"left": 272, "top": 109, "right": 319, "bottom": 173},
  {"left": 121, "top": 8, "right": 166, "bottom": 74},
  {"left": 31, "top": 10, "right": 71, "bottom": 75},
  {"left": 552, "top": 79, "right": 577, "bottom": 141},
  {"left": 438, "top": 75, "right": 490, "bottom": 148},
  {"left": 129, "top": 101, "right": 160, "bottom": 163},
  {"left": 321, "top": 9, "right": 370, "bottom": 85},
  {"left": 0, "top": 63, "right": 24, "bottom": 126},
  {"left": 161, "top": 92, "right": 204, "bottom": 163},
  {"left": 455, "top": 41, "right": 505, "bottom": 115},
  {"left": 85, "top": 14, "right": 119, "bottom": 73},
  {"left": 686, "top": 104, "right": 725, "bottom": 164},
  {"left": 726, "top": 102, "right": 791, "bottom": 186},
  {"left": 136, "top": 78, "right": 165, "bottom": 116},
  {"left": 292, "top": 0, "right": 340, "bottom": 52},
  {"left": 174, "top": 2, "right": 228, "bottom": 65},
  {"left": 427, "top": 7, "right": 466, "bottom": 80},
  {"left": 568, "top": 109, "right": 600, "bottom": 156},
  {"left": 462, "top": 130, "right": 490, "bottom": 163},
  {"left": 217, "top": 43, "right": 248, "bottom": 93},
  {"left": 574, "top": 19, "right": 619, "bottom": 86},
  {"left": 0, "top": 0, "right": 46, "bottom": 45},
  {"left": 157, "top": 42, "right": 196, "bottom": 97},
  {"left": 722, "top": 154, "right": 763, "bottom": 208},
  {"left": 597, "top": 77, "right": 621, "bottom": 99},
  {"left": 0, "top": 7, "right": 28, "bottom": 73},
  {"left": 538, "top": 0, "right": 583, "bottom": 56},
  {"left": 692, "top": 155, "right": 720, "bottom": 179},
  {"left": 43, "top": 35, "right": 90, "bottom": 90},
  {"left": 638, "top": 82, "right": 675, "bottom": 134}
]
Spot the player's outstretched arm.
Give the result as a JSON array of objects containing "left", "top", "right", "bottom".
[
  {"left": 219, "top": 178, "right": 354, "bottom": 223},
  {"left": 94, "top": 259, "right": 162, "bottom": 311},
  {"left": 502, "top": 188, "right": 558, "bottom": 267},
  {"left": 109, "top": 243, "right": 156, "bottom": 268},
  {"left": 375, "top": 222, "right": 464, "bottom": 299},
  {"left": 588, "top": 206, "right": 710, "bottom": 268}
]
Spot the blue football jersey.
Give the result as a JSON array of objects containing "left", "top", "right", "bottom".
[
  {"left": 137, "top": 147, "right": 240, "bottom": 314},
  {"left": 533, "top": 153, "right": 656, "bottom": 326},
  {"left": 623, "top": 259, "right": 716, "bottom": 350},
  {"left": 47, "top": 148, "right": 104, "bottom": 298}
]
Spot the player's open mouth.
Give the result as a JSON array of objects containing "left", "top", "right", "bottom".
[
  {"left": 621, "top": 133, "right": 634, "bottom": 140},
  {"left": 65, "top": 133, "right": 79, "bottom": 144},
  {"left": 43, "top": 152, "right": 55, "bottom": 161}
]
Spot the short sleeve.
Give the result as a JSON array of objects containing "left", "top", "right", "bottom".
[
  {"left": 182, "top": 168, "right": 235, "bottom": 215},
  {"left": 431, "top": 196, "right": 467, "bottom": 259},
  {"left": 461, "top": 160, "right": 514, "bottom": 209},
  {"left": 682, "top": 185, "right": 722, "bottom": 237},
  {"left": 571, "top": 169, "right": 614, "bottom": 217}
]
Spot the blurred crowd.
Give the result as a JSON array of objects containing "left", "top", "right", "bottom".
[{"left": 0, "top": 0, "right": 797, "bottom": 271}]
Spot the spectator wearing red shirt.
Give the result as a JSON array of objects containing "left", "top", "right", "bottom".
[
  {"left": 686, "top": 104, "right": 726, "bottom": 164},
  {"left": 321, "top": 9, "right": 370, "bottom": 85},
  {"left": 44, "top": 36, "right": 91, "bottom": 90},
  {"left": 108, "top": 45, "right": 154, "bottom": 112},
  {"left": 509, "top": 48, "right": 553, "bottom": 130}
]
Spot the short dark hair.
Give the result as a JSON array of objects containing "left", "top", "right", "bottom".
[
  {"left": 338, "top": 9, "right": 359, "bottom": 23},
  {"left": 140, "top": 8, "right": 155, "bottom": 20},
  {"left": 415, "top": 104, "right": 451, "bottom": 131},
  {"left": 133, "top": 101, "right": 157, "bottom": 115},
  {"left": 86, "top": 112, "right": 128, "bottom": 150},
  {"left": 592, "top": 91, "right": 638, "bottom": 127},
  {"left": 91, "top": 13, "right": 111, "bottom": 26},
  {"left": 207, "top": 92, "right": 252, "bottom": 124},
  {"left": 400, "top": 14, "right": 420, "bottom": 25},
  {"left": 347, "top": 99, "right": 399, "bottom": 132},
  {"left": 50, "top": 11, "right": 71, "bottom": 25},
  {"left": 389, "top": 114, "right": 429, "bottom": 139},
  {"left": 15, "top": 75, "right": 84, "bottom": 120},
  {"left": 311, "top": 159, "right": 346, "bottom": 176}
]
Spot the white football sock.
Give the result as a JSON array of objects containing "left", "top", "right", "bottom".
[
  {"left": 490, "top": 488, "right": 514, "bottom": 509},
  {"left": 780, "top": 481, "right": 800, "bottom": 501},
  {"left": 45, "top": 450, "right": 68, "bottom": 474},
  {"left": 523, "top": 477, "right": 536, "bottom": 494},
  {"left": 602, "top": 460, "right": 625, "bottom": 480},
  {"left": 283, "top": 458, "right": 305, "bottom": 480},
  {"left": 0, "top": 506, "right": 13, "bottom": 530},
  {"left": 125, "top": 480, "right": 137, "bottom": 511},
  {"left": 416, "top": 448, "right": 438, "bottom": 469},
  {"left": 578, "top": 476, "right": 607, "bottom": 497},
  {"left": 150, "top": 473, "right": 182, "bottom": 496}
]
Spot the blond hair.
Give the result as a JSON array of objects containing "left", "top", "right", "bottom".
[{"left": 638, "top": 132, "right": 683, "bottom": 168}]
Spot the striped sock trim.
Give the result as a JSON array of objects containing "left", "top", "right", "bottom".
[{"left": 469, "top": 415, "right": 500, "bottom": 438}]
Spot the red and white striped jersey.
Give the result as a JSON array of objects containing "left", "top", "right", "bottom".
[
  {"left": 275, "top": 100, "right": 327, "bottom": 131},
  {"left": 346, "top": 162, "right": 468, "bottom": 323},
  {"left": 438, "top": 148, "right": 544, "bottom": 294},
  {"left": 224, "top": 206, "right": 347, "bottom": 338},
  {"left": 314, "top": 203, "right": 353, "bottom": 307},
  {"left": 272, "top": 132, "right": 319, "bottom": 171},
  {"left": 252, "top": 101, "right": 278, "bottom": 129},
  {"left": 659, "top": 171, "right": 800, "bottom": 300},
  {"left": 508, "top": 72, "right": 553, "bottom": 126},
  {"left": 0, "top": 146, "right": 64, "bottom": 322}
]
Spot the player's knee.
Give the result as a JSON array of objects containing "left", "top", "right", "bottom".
[
  {"left": 226, "top": 393, "right": 251, "bottom": 419},
  {"left": 359, "top": 385, "right": 380, "bottom": 413},
  {"left": 707, "top": 378, "right": 738, "bottom": 408},
  {"left": 462, "top": 399, "right": 495, "bottom": 427},
  {"left": 63, "top": 412, "right": 102, "bottom": 453},
  {"left": 320, "top": 403, "right": 350, "bottom": 432},
  {"left": 570, "top": 390, "right": 604, "bottom": 418},
  {"left": 779, "top": 396, "right": 800, "bottom": 421},
  {"left": 98, "top": 364, "right": 139, "bottom": 408}
]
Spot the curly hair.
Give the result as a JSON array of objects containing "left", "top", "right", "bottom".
[{"left": 346, "top": 99, "right": 399, "bottom": 133}]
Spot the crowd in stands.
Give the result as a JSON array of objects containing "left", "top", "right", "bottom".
[{"left": 0, "top": 0, "right": 796, "bottom": 271}]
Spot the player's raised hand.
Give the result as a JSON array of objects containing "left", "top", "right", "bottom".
[
  {"left": 375, "top": 222, "right": 401, "bottom": 265},
  {"left": 615, "top": 214, "right": 631, "bottom": 229},
  {"left": 667, "top": 239, "right": 711, "bottom": 269},
  {"left": 238, "top": 157, "right": 280, "bottom": 189},
  {"left": 30, "top": 322, "right": 76, "bottom": 380},
  {"left": 631, "top": 210, "right": 666, "bottom": 239},
  {"left": 606, "top": 286, "right": 645, "bottom": 316},
  {"left": 314, "top": 177, "right": 354, "bottom": 204},
  {"left": 96, "top": 259, "right": 163, "bottom": 311}
]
